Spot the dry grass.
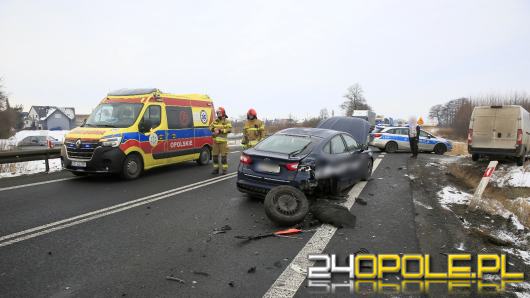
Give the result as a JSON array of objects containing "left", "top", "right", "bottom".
[
  {"left": 447, "top": 163, "right": 530, "bottom": 228},
  {"left": 447, "top": 141, "right": 469, "bottom": 156},
  {"left": 0, "top": 163, "right": 17, "bottom": 174},
  {"left": 424, "top": 127, "right": 467, "bottom": 142}
]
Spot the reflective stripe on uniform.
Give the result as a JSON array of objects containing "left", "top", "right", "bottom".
[{"left": 214, "top": 137, "right": 227, "bottom": 142}]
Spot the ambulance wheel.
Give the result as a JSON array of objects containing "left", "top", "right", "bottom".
[
  {"left": 196, "top": 146, "right": 211, "bottom": 165},
  {"left": 121, "top": 154, "right": 143, "bottom": 180},
  {"left": 264, "top": 186, "right": 309, "bottom": 226},
  {"left": 472, "top": 154, "right": 479, "bottom": 161}
]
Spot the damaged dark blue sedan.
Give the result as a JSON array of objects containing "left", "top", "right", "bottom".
[{"left": 236, "top": 122, "right": 373, "bottom": 225}]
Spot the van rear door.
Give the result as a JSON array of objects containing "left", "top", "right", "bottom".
[
  {"left": 492, "top": 107, "right": 519, "bottom": 149},
  {"left": 472, "top": 107, "right": 519, "bottom": 149},
  {"left": 472, "top": 108, "right": 496, "bottom": 148}
]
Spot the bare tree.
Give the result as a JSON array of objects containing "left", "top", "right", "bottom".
[
  {"left": 340, "top": 83, "right": 372, "bottom": 116},
  {"left": 430, "top": 93, "right": 530, "bottom": 138},
  {"left": 0, "top": 79, "right": 22, "bottom": 138},
  {"left": 319, "top": 108, "right": 329, "bottom": 119},
  {"left": 428, "top": 104, "right": 443, "bottom": 125}
]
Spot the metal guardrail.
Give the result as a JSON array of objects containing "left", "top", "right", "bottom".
[{"left": 0, "top": 149, "right": 61, "bottom": 172}]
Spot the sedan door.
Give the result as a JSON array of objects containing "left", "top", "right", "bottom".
[
  {"left": 394, "top": 128, "right": 411, "bottom": 151},
  {"left": 342, "top": 134, "right": 366, "bottom": 182},
  {"left": 418, "top": 130, "right": 435, "bottom": 151},
  {"left": 328, "top": 135, "right": 354, "bottom": 191}
]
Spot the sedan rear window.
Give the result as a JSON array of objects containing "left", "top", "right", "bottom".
[{"left": 255, "top": 134, "right": 313, "bottom": 155}]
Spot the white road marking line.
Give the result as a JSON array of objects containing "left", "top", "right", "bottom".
[
  {"left": 0, "top": 173, "right": 237, "bottom": 247},
  {"left": 0, "top": 172, "right": 236, "bottom": 242},
  {"left": 230, "top": 151, "right": 241, "bottom": 154},
  {"left": 0, "top": 177, "right": 78, "bottom": 192},
  {"left": 263, "top": 156, "right": 385, "bottom": 298},
  {"left": 0, "top": 156, "right": 241, "bottom": 192}
]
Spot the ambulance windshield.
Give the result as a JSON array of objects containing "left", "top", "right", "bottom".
[{"left": 85, "top": 103, "right": 144, "bottom": 128}]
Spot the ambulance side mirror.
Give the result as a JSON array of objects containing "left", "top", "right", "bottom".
[{"left": 139, "top": 119, "right": 153, "bottom": 133}]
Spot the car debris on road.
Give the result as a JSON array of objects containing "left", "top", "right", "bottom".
[
  {"left": 356, "top": 197, "right": 368, "bottom": 205},
  {"left": 235, "top": 228, "right": 315, "bottom": 241},
  {"left": 310, "top": 200, "right": 357, "bottom": 228},
  {"left": 165, "top": 276, "right": 186, "bottom": 283},
  {"left": 212, "top": 224, "right": 232, "bottom": 235}
]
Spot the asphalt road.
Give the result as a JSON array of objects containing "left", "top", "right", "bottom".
[{"left": 0, "top": 149, "right": 525, "bottom": 297}]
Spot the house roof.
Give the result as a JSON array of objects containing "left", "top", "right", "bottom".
[
  {"left": 58, "top": 107, "right": 75, "bottom": 119},
  {"left": 30, "top": 106, "right": 75, "bottom": 120}
]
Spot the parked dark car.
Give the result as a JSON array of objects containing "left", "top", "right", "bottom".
[
  {"left": 16, "top": 135, "right": 61, "bottom": 150},
  {"left": 237, "top": 127, "right": 373, "bottom": 224}
]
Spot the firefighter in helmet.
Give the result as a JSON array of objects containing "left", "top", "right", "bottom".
[
  {"left": 242, "top": 108, "right": 265, "bottom": 149},
  {"left": 210, "top": 107, "right": 232, "bottom": 174}
]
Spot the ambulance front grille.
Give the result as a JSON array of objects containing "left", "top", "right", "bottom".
[{"left": 65, "top": 140, "right": 99, "bottom": 160}]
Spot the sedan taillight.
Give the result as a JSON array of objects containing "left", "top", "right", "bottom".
[
  {"left": 372, "top": 133, "right": 382, "bottom": 138},
  {"left": 240, "top": 154, "right": 252, "bottom": 165},
  {"left": 285, "top": 162, "right": 299, "bottom": 171}
]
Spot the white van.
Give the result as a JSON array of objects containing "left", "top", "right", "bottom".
[{"left": 468, "top": 105, "right": 530, "bottom": 166}]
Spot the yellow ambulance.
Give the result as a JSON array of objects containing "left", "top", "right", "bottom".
[{"left": 61, "top": 88, "right": 215, "bottom": 179}]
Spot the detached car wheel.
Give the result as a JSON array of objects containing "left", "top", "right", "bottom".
[
  {"left": 196, "top": 146, "right": 211, "bottom": 165},
  {"left": 264, "top": 186, "right": 309, "bottom": 226},
  {"left": 121, "top": 154, "right": 143, "bottom": 180}
]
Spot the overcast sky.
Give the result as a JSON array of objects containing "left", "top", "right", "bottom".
[{"left": 1, "top": 0, "right": 529, "bottom": 121}]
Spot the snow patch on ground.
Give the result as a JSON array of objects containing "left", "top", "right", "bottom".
[
  {"left": 511, "top": 282, "right": 530, "bottom": 298},
  {"left": 0, "top": 159, "right": 63, "bottom": 178},
  {"left": 503, "top": 248, "right": 530, "bottom": 266},
  {"left": 493, "top": 229, "right": 526, "bottom": 246},
  {"left": 437, "top": 186, "right": 472, "bottom": 209},
  {"left": 511, "top": 213, "right": 526, "bottom": 231},
  {"left": 436, "top": 155, "right": 466, "bottom": 165},
  {"left": 492, "top": 164, "right": 530, "bottom": 188}
]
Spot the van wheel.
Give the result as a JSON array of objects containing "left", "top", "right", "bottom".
[
  {"left": 385, "top": 141, "right": 398, "bottom": 153},
  {"left": 264, "top": 186, "right": 309, "bottom": 226},
  {"left": 196, "top": 146, "right": 211, "bottom": 165},
  {"left": 433, "top": 144, "right": 447, "bottom": 155},
  {"left": 121, "top": 154, "right": 143, "bottom": 180},
  {"left": 472, "top": 154, "right": 480, "bottom": 161},
  {"left": 516, "top": 153, "right": 525, "bottom": 166}
]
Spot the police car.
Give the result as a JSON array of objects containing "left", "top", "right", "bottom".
[{"left": 369, "top": 126, "right": 452, "bottom": 154}]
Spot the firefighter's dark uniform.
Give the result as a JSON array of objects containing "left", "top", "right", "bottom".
[
  {"left": 242, "top": 118, "right": 265, "bottom": 149},
  {"left": 210, "top": 118, "right": 232, "bottom": 173}
]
